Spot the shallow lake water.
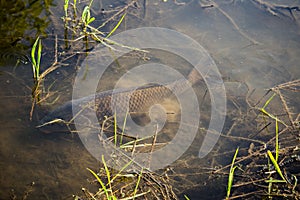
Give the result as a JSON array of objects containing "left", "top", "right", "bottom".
[{"left": 0, "top": 0, "right": 299, "bottom": 199}]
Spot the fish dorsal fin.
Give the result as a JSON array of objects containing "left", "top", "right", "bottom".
[{"left": 135, "top": 83, "right": 163, "bottom": 90}]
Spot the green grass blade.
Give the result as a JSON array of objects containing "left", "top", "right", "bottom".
[
  {"left": 260, "top": 108, "right": 286, "bottom": 126},
  {"left": 86, "top": 167, "right": 110, "bottom": 199},
  {"left": 64, "top": 0, "right": 69, "bottom": 17},
  {"left": 227, "top": 166, "right": 237, "bottom": 199},
  {"left": 31, "top": 37, "right": 40, "bottom": 79},
  {"left": 275, "top": 118, "right": 279, "bottom": 162},
  {"left": 120, "top": 110, "right": 129, "bottom": 145},
  {"left": 101, "top": 155, "right": 113, "bottom": 197},
  {"left": 88, "top": 17, "right": 95, "bottom": 24},
  {"left": 30, "top": 36, "right": 42, "bottom": 80},
  {"left": 226, "top": 147, "right": 239, "bottom": 199},
  {"left": 106, "top": 12, "right": 126, "bottom": 38},
  {"left": 259, "top": 93, "right": 287, "bottom": 126},
  {"left": 262, "top": 93, "right": 276, "bottom": 109},
  {"left": 265, "top": 179, "right": 287, "bottom": 183},
  {"left": 110, "top": 159, "right": 133, "bottom": 183},
  {"left": 133, "top": 168, "right": 143, "bottom": 200},
  {"left": 88, "top": 0, "right": 94, "bottom": 8},
  {"left": 114, "top": 112, "right": 117, "bottom": 146},
  {"left": 184, "top": 194, "right": 191, "bottom": 200},
  {"left": 82, "top": 6, "right": 89, "bottom": 24},
  {"left": 36, "top": 39, "right": 42, "bottom": 79},
  {"left": 81, "top": 6, "right": 89, "bottom": 22},
  {"left": 267, "top": 150, "right": 286, "bottom": 182},
  {"left": 268, "top": 177, "right": 272, "bottom": 197},
  {"left": 291, "top": 174, "right": 297, "bottom": 190},
  {"left": 72, "top": 0, "right": 77, "bottom": 18},
  {"left": 81, "top": 0, "right": 94, "bottom": 26}
]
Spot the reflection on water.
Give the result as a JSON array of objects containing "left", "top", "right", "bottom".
[
  {"left": 0, "top": 0, "right": 299, "bottom": 199},
  {"left": 0, "top": 0, "right": 52, "bottom": 51}
]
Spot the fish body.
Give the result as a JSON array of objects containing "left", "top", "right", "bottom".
[{"left": 38, "top": 69, "right": 202, "bottom": 133}]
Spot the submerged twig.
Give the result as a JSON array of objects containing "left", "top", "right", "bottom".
[
  {"left": 200, "top": 0, "right": 260, "bottom": 45},
  {"left": 250, "top": 0, "right": 300, "bottom": 21}
]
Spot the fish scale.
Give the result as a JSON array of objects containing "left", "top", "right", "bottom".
[{"left": 38, "top": 69, "right": 202, "bottom": 133}]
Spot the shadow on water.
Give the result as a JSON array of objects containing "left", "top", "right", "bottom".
[{"left": 0, "top": 0, "right": 299, "bottom": 199}]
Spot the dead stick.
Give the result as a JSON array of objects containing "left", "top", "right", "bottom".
[{"left": 213, "top": 1, "right": 260, "bottom": 45}]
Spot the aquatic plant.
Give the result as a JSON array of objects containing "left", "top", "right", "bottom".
[
  {"left": 61, "top": 0, "right": 142, "bottom": 52},
  {"left": 29, "top": 35, "right": 60, "bottom": 120},
  {"left": 217, "top": 83, "right": 300, "bottom": 199},
  {"left": 184, "top": 195, "right": 191, "bottom": 200},
  {"left": 266, "top": 150, "right": 286, "bottom": 182},
  {"left": 63, "top": 0, "right": 69, "bottom": 20},
  {"left": 226, "top": 147, "right": 239, "bottom": 200},
  {"left": 81, "top": 0, "right": 95, "bottom": 33},
  {"left": 259, "top": 92, "right": 287, "bottom": 126},
  {"left": 76, "top": 155, "right": 176, "bottom": 199},
  {"left": 72, "top": 111, "right": 177, "bottom": 199},
  {"left": 105, "top": 12, "right": 126, "bottom": 39},
  {"left": 31, "top": 36, "right": 42, "bottom": 81}
]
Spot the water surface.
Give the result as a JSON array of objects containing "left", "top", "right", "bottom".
[{"left": 0, "top": 0, "right": 299, "bottom": 199}]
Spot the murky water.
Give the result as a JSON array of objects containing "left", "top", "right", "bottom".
[{"left": 0, "top": 0, "right": 299, "bottom": 199}]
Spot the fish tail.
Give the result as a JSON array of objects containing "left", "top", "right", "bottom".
[{"left": 188, "top": 68, "right": 203, "bottom": 85}]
